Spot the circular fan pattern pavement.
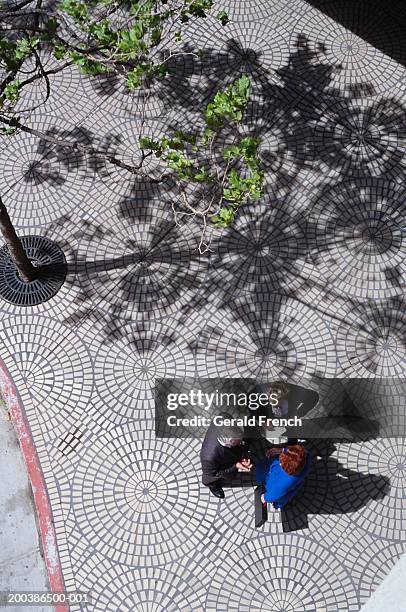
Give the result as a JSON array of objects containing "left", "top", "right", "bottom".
[
  {"left": 17, "top": 63, "right": 97, "bottom": 121},
  {"left": 205, "top": 534, "right": 359, "bottom": 611},
  {"left": 332, "top": 439, "right": 406, "bottom": 541},
  {"left": 293, "top": 5, "right": 405, "bottom": 97},
  {"left": 334, "top": 379, "right": 406, "bottom": 438},
  {"left": 79, "top": 114, "right": 166, "bottom": 200},
  {"left": 82, "top": 73, "right": 167, "bottom": 120},
  {"left": 75, "top": 213, "right": 208, "bottom": 321},
  {"left": 314, "top": 97, "right": 406, "bottom": 180},
  {"left": 357, "top": 540, "right": 406, "bottom": 603},
  {"left": 1, "top": 1, "right": 406, "bottom": 606},
  {"left": 335, "top": 534, "right": 406, "bottom": 604},
  {"left": 0, "top": 314, "right": 93, "bottom": 435},
  {"left": 205, "top": 21, "right": 294, "bottom": 84},
  {"left": 306, "top": 180, "right": 406, "bottom": 299},
  {"left": 254, "top": 110, "right": 319, "bottom": 191},
  {"left": 208, "top": 205, "right": 308, "bottom": 299},
  {"left": 336, "top": 302, "right": 405, "bottom": 377},
  {"left": 76, "top": 554, "right": 212, "bottom": 612},
  {"left": 72, "top": 423, "right": 217, "bottom": 566},
  {"left": 212, "top": 0, "right": 293, "bottom": 22},
  {"left": 196, "top": 296, "right": 336, "bottom": 380},
  {"left": 0, "top": 117, "right": 95, "bottom": 226},
  {"left": 91, "top": 319, "right": 197, "bottom": 424},
  {"left": 92, "top": 568, "right": 203, "bottom": 611}
]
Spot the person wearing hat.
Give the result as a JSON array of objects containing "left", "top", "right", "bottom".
[{"left": 200, "top": 418, "right": 252, "bottom": 498}]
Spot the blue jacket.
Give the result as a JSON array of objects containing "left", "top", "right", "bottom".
[{"left": 256, "top": 451, "right": 312, "bottom": 509}]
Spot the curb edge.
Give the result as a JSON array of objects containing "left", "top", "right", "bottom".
[{"left": 0, "top": 356, "right": 68, "bottom": 612}]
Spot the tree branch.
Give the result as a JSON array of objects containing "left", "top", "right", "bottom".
[{"left": 0, "top": 114, "right": 171, "bottom": 183}]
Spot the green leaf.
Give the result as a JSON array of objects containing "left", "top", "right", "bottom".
[
  {"left": 0, "top": 39, "right": 18, "bottom": 71},
  {"left": 118, "top": 27, "right": 148, "bottom": 58},
  {"left": 236, "top": 74, "right": 251, "bottom": 98},
  {"left": 151, "top": 28, "right": 162, "bottom": 45},
  {"left": 126, "top": 63, "right": 151, "bottom": 89},
  {"left": 139, "top": 136, "right": 161, "bottom": 151},
  {"left": 14, "top": 37, "right": 40, "bottom": 60},
  {"left": 89, "top": 20, "right": 115, "bottom": 46},
  {"left": 194, "top": 166, "right": 207, "bottom": 181},
  {"left": 228, "top": 168, "right": 243, "bottom": 188},
  {"left": 172, "top": 130, "right": 196, "bottom": 144},
  {"left": 126, "top": 70, "right": 142, "bottom": 90},
  {"left": 212, "top": 206, "right": 236, "bottom": 227},
  {"left": 223, "top": 144, "right": 240, "bottom": 160},
  {"left": 202, "top": 127, "right": 213, "bottom": 144},
  {"left": 187, "top": 0, "right": 214, "bottom": 18},
  {"left": 239, "top": 137, "right": 260, "bottom": 158},
  {"left": 61, "top": 0, "right": 89, "bottom": 25},
  {"left": 157, "top": 64, "right": 169, "bottom": 77},
  {"left": 204, "top": 75, "right": 251, "bottom": 127},
  {"left": 45, "top": 17, "right": 59, "bottom": 37},
  {"left": 135, "top": 75, "right": 263, "bottom": 228},
  {"left": 4, "top": 81, "right": 20, "bottom": 104},
  {"left": 69, "top": 52, "right": 110, "bottom": 75},
  {"left": 53, "top": 44, "right": 67, "bottom": 60},
  {"left": 217, "top": 10, "right": 229, "bottom": 25},
  {"left": 0, "top": 126, "right": 17, "bottom": 136}
]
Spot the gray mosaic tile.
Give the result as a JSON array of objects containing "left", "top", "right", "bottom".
[
  {"left": 311, "top": 96, "right": 406, "bottom": 180},
  {"left": 0, "top": 116, "right": 96, "bottom": 227},
  {"left": 74, "top": 551, "right": 216, "bottom": 612},
  {"left": 213, "top": 0, "right": 295, "bottom": 23},
  {"left": 195, "top": 295, "right": 337, "bottom": 380},
  {"left": 71, "top": 422, "right": 217, "bottom": 567},
  {"left": 289, "top": 6, "right": 406, "bottom": 98},
  {"left": 0, "top": 314, "right": 94, "bottom": 441},
  {"left": 89, "top": 318, "right": 198, "bottom": 425},
  {"left": 336, "top": 300, "right": 406, "bottom": 377},
  {"left": 205, "top": 204, "right": 311, "bottom": 301},
  {"left": 205, "top": 533, "right": 359, "bottom": 611},
  {"left": 0, "top": 0, "right": 405, "bottom": 608},
  {"left": 331, "top": 439, "right": 406, "bottom": 540},
  {"left": 74, "top": 210, "right": 209, "bottom": 322},
  {"left": 304, "top": 179, "right": 406, "bottom": 300},
  {"left": 16, "top": 60, "right": 98, "bottom": 123}
]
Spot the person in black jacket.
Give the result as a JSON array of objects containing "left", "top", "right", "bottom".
[{"left": 200, "top": 419, "right": 252, "bottom": 498}]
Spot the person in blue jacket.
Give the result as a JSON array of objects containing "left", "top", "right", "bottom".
[{"left": 256, "top": 444, "right": 312, "bottom": 510}]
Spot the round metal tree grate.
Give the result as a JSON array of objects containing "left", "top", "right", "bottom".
[{"left": 0, "top": 236, "right": 67, "bottom": 306}]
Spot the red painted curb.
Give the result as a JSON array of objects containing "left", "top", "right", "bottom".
[{"left": 0, "top": 357, "right": 68, "bottom": 612}]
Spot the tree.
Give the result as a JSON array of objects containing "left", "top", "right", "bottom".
[
  {"left": 139, "top": 75, "right": 264, "bottom": 251},
  {"left": 0, "top": 0, "right": 231, "bottom": 278},
  {"left": 0, "top": 1, "right": 261, "bottom": 278},
  {"left": 0, "top": 196, "right": 37, "bottom": 281}
]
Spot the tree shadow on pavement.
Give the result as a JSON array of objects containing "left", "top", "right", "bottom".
[
  {"left": 304, "top": 0, "right": 406, "bottom": 68},
  {"left": 29, "top": 31, "right": 406, "bottom": 386}
]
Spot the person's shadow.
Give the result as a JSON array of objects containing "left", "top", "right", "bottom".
[{"left": 280, "top": 442, "right": 390, "bottom": 532}]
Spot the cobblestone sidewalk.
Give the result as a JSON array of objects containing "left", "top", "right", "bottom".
[{"left": 0, "top": 0, "right": 405, "bottom": 610}]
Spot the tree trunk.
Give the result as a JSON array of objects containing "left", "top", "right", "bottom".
[{"left": 0, "top": 197, "right": 38, "bottom": 282}]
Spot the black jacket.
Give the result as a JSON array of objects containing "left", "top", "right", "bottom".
[{"left": 200, "top": 421, "right": 246, "bottom": 486}]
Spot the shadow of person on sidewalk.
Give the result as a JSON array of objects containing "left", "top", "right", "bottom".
[{"left": 280, "top": 443, "right": 390, "bottom": 532}]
